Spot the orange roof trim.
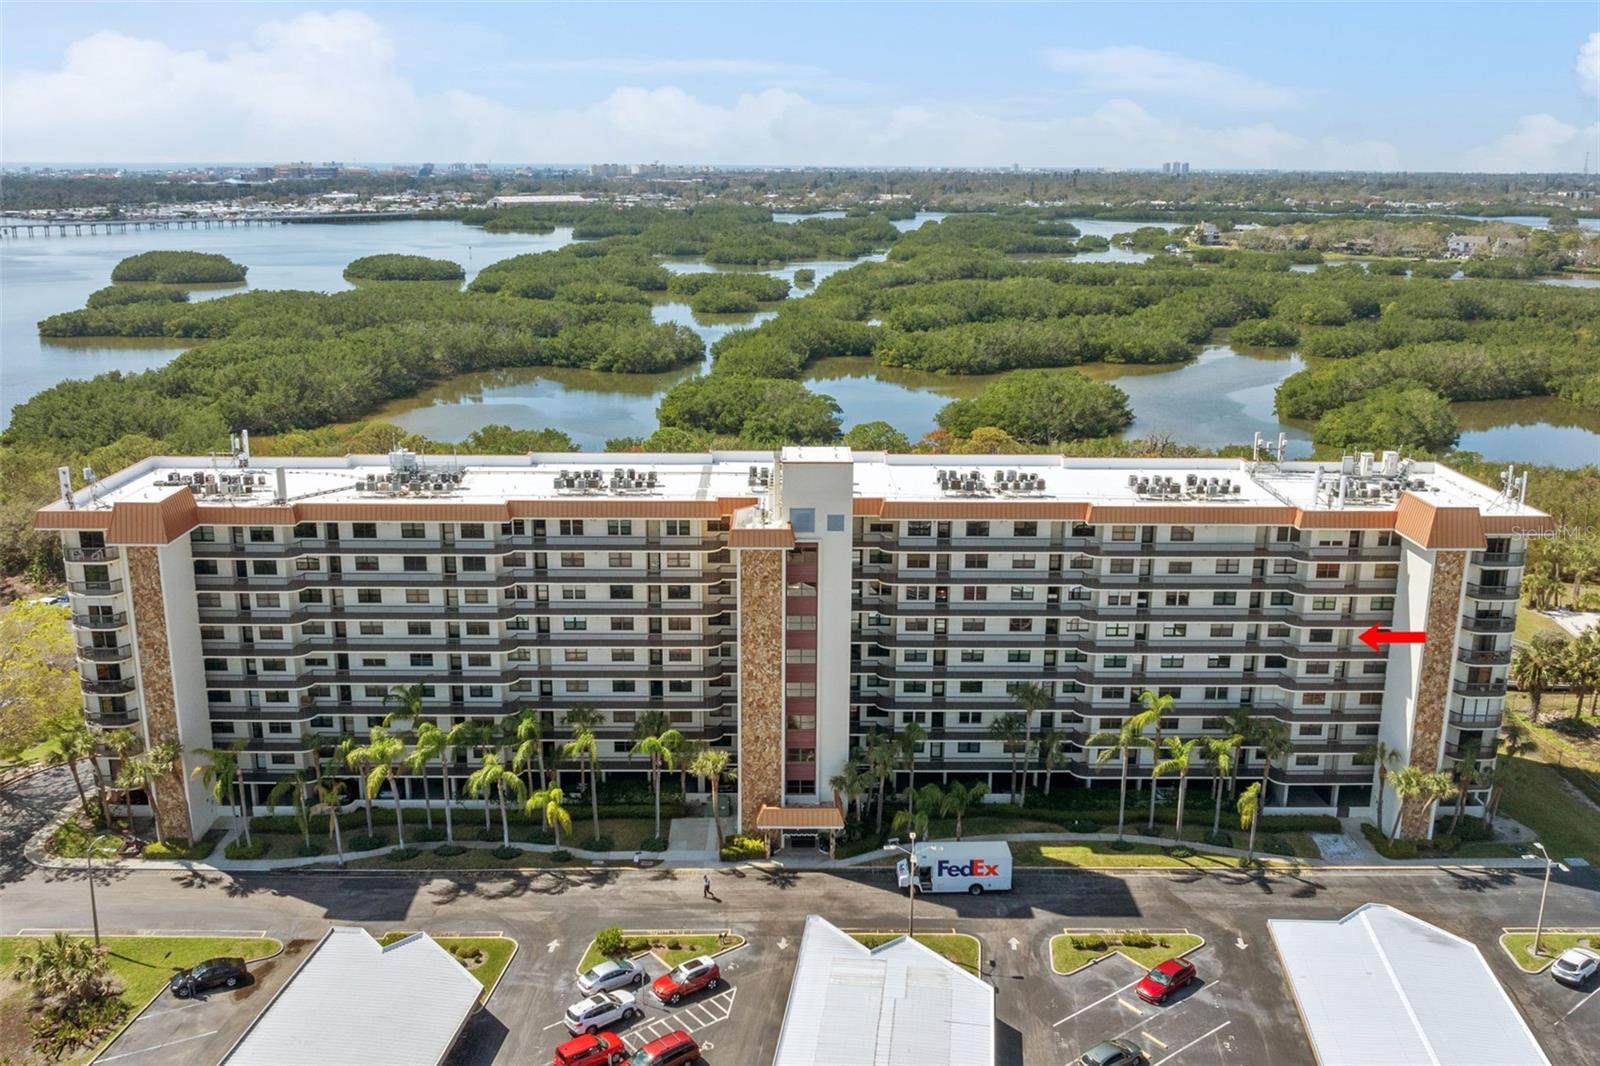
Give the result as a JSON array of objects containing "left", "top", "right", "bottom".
[{"left": 755, "top": 804, "right": 845, "bottom": 830}]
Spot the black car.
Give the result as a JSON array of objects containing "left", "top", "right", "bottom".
[{"left": 169, "top": 957, "right": 249, "bottom": 997}]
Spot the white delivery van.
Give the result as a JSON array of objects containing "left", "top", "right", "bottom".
[{"left": 895, "top": 842, "right": 1013, "bottom": 895}]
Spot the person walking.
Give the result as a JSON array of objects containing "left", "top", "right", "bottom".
[{"left": 702, "top": 873, "right": 713, "bottom": 899}]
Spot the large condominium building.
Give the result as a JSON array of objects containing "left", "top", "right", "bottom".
[{"left": 37, "top": 447, "right": 1549, "bottom": 845}]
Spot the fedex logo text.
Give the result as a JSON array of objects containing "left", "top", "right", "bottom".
[{"left": 936, "top": 859, "right": 999, "bottom": 878}]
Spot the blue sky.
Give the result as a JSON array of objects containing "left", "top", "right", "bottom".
[{"left": 3, "top": 2, "right": 1597, "bottom": 170}]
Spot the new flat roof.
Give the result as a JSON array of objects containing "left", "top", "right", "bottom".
[
  {"left": 1268, "top": 904, "right": 1550, "bottom": 1066},
  {"left": 220, "top": 928, "right": 482, "bottom": 1066},
  {"left": 773, "top": 914, "right": 995, "bottom": 1066}
]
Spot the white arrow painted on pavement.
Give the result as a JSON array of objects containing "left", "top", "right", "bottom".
[
  {"left": 778, "top": 937, "right": 789, "bottom": 950},
  {"left": 1235, "top": 936, "right": 1249, "bottom": 950},
  {"left": 1008, "top": 937, "right": 1020, "bottom": 951},
  {"left": 547, "top": 939, "right": 561, "bottom": 954}
]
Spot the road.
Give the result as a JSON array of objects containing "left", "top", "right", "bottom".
[{"left": 3, "top": 769, "right": 1596, "bottom": 1065}]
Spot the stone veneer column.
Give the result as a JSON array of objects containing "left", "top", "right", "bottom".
[
  {"left": 126, "top": 546, "right": 191, "bottom": 841},
  {"left": 735, "top": 548, "right": 785, "bottom": 835},
  {"left": 1397, "top": 550, "right": 1466, "bottom": 839}
]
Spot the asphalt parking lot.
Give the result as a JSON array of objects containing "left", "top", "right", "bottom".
[
  {"left": 90, "top": 942, "right": 308, "bottom": 1065},
  {"left": 448, "top": 927, "right": 792, "bottom": 1065}
]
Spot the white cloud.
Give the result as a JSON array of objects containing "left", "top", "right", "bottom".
[
  {"left": 3, "top": 11, "right": 1400, "bottom": 169},
  {"left": 524, "top": 57, "right": 825, "bottom": 78},
  {"left": 1042, "top": 45, "right": 1302, "bottom": 110},
  {"left": 1462, "top": 113, "right": 1600, "bottom": 172},
  {"left": 1579, "top": 32, "right": 1600, "bottom": 97}
]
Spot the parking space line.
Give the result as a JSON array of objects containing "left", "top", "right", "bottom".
[
  {"left": 97, "top": 1030, "right": 219, "bottom": 1063},
  {"left": 1150, "top": 1021, "right": 1231, "bottom": 1065},
  {"left": 132, "top": 1000, "right": 204, "bottom": 1021},
  {"left": 1117, "top": 997, "right": 1144, "bottom": 1015},
  {"left": 1563, "top": 986, "right": 1598, "bottom": 1018},
  {"left": 1141, "top": 1031, "right": 1169, "bottom": 1049},
  {"left": 1051, "top": 979, "right": 1142, "bottom": 1027}
]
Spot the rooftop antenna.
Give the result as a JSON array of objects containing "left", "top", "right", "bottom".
[
  {"left": 82, "top": 467, "right": 99, "bottom": 508},
  {"left": 239, "top": 429, "right": 251, "bottom": 468},
  {"left": 1275, "top": 433, "right": 1288, "bottom": 463},
  {"left": 57, "top": 467, "right": 74, "bottom": 509},
  {"left": 1251, "top": 432, "right": 1263, "bottom": 464},
  {"left": 1517, "top": 471, "right": 1529, "bottom": 507}
]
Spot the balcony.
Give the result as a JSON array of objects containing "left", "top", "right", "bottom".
[
  {"left": 1464, "top": 583, "right": 1519, "bottom": 602},
  {"left": 1453, "top": 680, "right": 1507, "bottom": 698},
  {"left": 65, "top": 546, "right": 120, "bottom": 563},
  {"left": 1460, "top": 615, "right": 1514, "bottom": 633},
  {"left": 71, "top": 612, "right": 127, "bottom": 630},
  {"left": 77, "top": 644, "right": 133, "bottom": 663},
  {"left": 85, "top": 710, "right": 140, "bottom": 728},
  {"left": 81, "top": 677, "right": 136, "bottom": 695},
  {"left": 1443, "top": 741, "right": 1497, "bottom": 760},
  {"left": 1449, "top": 707, "right": 1504, "bottom": 728},
  {"left": 1456, "top": 647, "right": 1511, "bottom": 666},
  {"left": 68, "top": 579, "right": 124, "bottom": 596},
  {"left": 1472, "top": 551, "right": 1525, "bottom": 567}
]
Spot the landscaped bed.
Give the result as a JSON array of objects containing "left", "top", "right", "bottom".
[
  {"left": 577, "top": 931, "right": 745, "bottom": 974},
  {"left": 1050, "top": 930, "right": 1205, "bottom": 974},
  {"left": 0, "top": 934, "right": 279, "bottom": 1065},
  {"left": 849, "top": 932, "right": 981, "bottom": 974},
  {"left": 1008, "top": 840, "right": 1268, "bottom": 869},
  {"left": 373, "top": 932, "right": 516, "bottom": 1003},
  {"left": 1498, "top": 929, "right": 1600, "bottom": 972}
]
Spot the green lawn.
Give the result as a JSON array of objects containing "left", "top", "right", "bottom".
[
  {"left": 1496, "top": 756, "right": 1600, "bottom": 866},
  {"left": 576, "top": 932, "right": 744, "bottom": 974},
  {"left": 1010, "top": 840, "right": 1271, "bottom": 869},
  {"left": 333, "top": 845, "right": 580, "bottom": 871},
  {"left": 1499, "top": 930, "right": 1600, "bottom": 972},
  {"left": 1051, "top": 931, "right": 1205, "bottom": 974},
  {"left": 850, "top": 933, "right": 981, "bottom": 974},
  {"left": 372, "top": 933, "right": 515, "bottom": 1003},
  {"left": 0, "top": 935, "right": 279, "bottom": 1065},
  {"left": 2, "top": 736, "right": 63, "bottom": 768},
  {"left": 1515, "top": 607, "right": 1568, "bottom": 643}
]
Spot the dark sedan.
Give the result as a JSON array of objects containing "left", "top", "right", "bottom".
[{"left": 169, "top": 957, "right": 249, "bottom": 997}]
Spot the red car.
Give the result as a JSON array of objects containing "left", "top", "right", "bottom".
[
  {"left": 1135, "top": 958, "right": 1196, "bottom": 1005},
  {"left": 553, "top": 1031, "right": 627, "bottom": 1066},
  {"left": 627, "top": 1030, "right": 700, "bottom": 1066},
  {"left": 650, "top": 955, "right": 721, "bottom": 1005}
]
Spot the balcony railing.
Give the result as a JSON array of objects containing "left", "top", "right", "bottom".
[
  {"left": 1452, "top": 680, "right": 1507, "bottom": 698},
  {"left": 77, "top": 644, "right": 133, "bottom": 663},
  {"left": 71, "top": 613, "right": 127, "bottom": 629},
  {"left": 1460, "top": 615, "right": 1514, "bottom": 633},
  {"left": 1464, "top": 583, "right": 1519, "bottom": 601},
  {"left": 1456, "top": 647, "right": 1511, "bottom": 666},
  {"left": 65, "top": 546, "right": 120, "bottom": 563},
  {"left": 68, "top": 579, "right": 124, "bottom": 596},
  {"left": 1449, "top": 707, "right": 1503, "bottom": 727},
  {"left": 1472, "top": 551, "right": 1525, "bottom": 567},
  {"left": 81, "top": 677, "right": 136, "bottom": 695}
]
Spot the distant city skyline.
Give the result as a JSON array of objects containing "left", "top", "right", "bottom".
[{"left": 2, "top": 3, "right": 1597, "bottom": 172}]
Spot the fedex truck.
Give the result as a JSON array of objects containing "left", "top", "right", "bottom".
[{"left": 895, "top": 842, "right": 1013, "bottom": 895}]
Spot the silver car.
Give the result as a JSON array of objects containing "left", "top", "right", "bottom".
[
  {"left": 578, "top": 957, "right": 647, "bottom": 994},
  {"left": 564, "top": 990, "right": 640, "bottom": 1035}
]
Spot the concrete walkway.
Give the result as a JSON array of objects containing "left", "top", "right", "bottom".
[{"left": 667, "top": 816, "right": 718, "bottom": 860}]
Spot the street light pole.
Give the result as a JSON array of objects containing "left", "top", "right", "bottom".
[
  {"left": 84, "top": 834, "right": 115, "bottom": 947},
  {"left": 882, "top": 830, "right": 920, "bottom": 939},
  {"left": 1531, "top": 841, "right": 1552, "bottom": 957}
]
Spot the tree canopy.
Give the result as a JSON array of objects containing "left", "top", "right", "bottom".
[{"left": 109, "top": 250, "right": 247, "bottom": 284}]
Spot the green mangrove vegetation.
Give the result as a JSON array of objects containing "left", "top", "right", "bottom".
[
  {"left": 108, "top": 250, "right": 247, "bottom": 284},
  {"left": 342, "top": 254, "right": 466, "bottom": 282}
]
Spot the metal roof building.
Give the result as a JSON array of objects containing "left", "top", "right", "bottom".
[
  {"left": 773, "top": 914, "right": 995, "bottom": 1066},
  {"left": 1268, "top": 904, "right": 1550, "bottom": 1066},
  {"left": 220, "top": 927, "right": 482, "bottom": 1066}
]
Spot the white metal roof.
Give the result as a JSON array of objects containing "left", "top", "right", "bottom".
[
  {"left": 220, "top": 927, "right": 483, "bottom": 1066},
  {"left": 1268, "top": 904, "right": 1550, "bottom": 1066},
  {"left": 773, "top": 914, "right": 995, "bottom": 1066}
]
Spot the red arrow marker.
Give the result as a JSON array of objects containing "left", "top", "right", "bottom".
[{"left": 1358, "top": 625, "right": 1427, "bottom": 653}]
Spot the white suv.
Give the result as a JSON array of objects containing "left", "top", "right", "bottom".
[{"left": 564, "top": 990, "right": 640, "bottom": 1035}]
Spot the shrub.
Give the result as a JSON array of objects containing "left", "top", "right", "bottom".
[
  {"left": 577, "top": 835, "right": 614, "bottom": 853},
  {"left": 794, "top": 268, "right": 816, "bottom": 286},
  {"left": 343, "top": 254, "right": 465, "bottom": 282},
  {"left": 1232, "top": 317, "right": 1300, "bottom": 347},
  {"left": 1360, "top": 823, "right": 1417, "bottom": 859},
  {"left": 1255, "top": 815, "right": 1342, "bottom": 832},
  {"left": 110, "top": 250, "right": 247, "bottom": 284},
  {"left": 1261, "top": 836, "right": 1295, "bottom": 856},
  {"left": 720, "top": 835, "right": 767, "bottom": 861},
  {"left": 639, "top": 835, "right": 670, "bottom": 852},
  {"left": 625, "top": 938, "right": 651, "bottom": 954},
  {"left": 1120, "top": 932, "right": 1157, "bottom": 949},
  {"left": 348, "top": 833, "right": 389, "bottom": 851},
  {"left": 474, "top": 825, "right": 502, "bottom": 842},
  {"left": 665, "top": 939, "right": 682, "bottom": 951},
  {"left": 387, "top": 847, "right": 420, "bottom": 862},
  {"left": 1429, "top": 833, "right": 1461, "bottom": 854},
  {"left": 296, "top": 842, "right": 323, "bottom": 857},
  {"left": 141, "top": 839, "right": 191, "bottom": 860},
  {"left": 225, "top": 837, "right": 270, "bottom": 860},
  {"left": 594, "top": 926, "right": 627, "bottom": 959},
  {"left": 1203, "top": 830, "right": 1233, "bottom": 848},
  {"left": 1453, "top": 816, "right": 1495, "bottom": 843},
  {"left": 1070, "top": 935, "right": 1108, "bottom": 952},
  {"left": 435, "top": 844, "right": 467, "bottom": 857},
  {"left": 413, "top": 826, "right": 447, "bottom": 843},
  {"left": 1166, "top": 845, "right": 1196, "bottom": 859},
  {"left": 492, "top": 846, "right": 522, "bottom": 860},
  {"left": 551, "top": 849, "right": 573, "bottom": 862},
  {"left": 1068, "top": 820, "right": 1102, "bottom": 834}
]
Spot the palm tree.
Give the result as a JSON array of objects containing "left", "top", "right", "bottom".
[
  {"left": 898, "top": 721, "right": 928, "bottom": 815},
  {"left": 336, "top": 735, "right": 377, "bottom": 839},
  {"left": 1566, "top": 631, "right": 1600, "bottom": 719},
  {"left": 266, "top": 771, "right": 314, "bottom": 850},
  {"left": 1223, "top": 708, "right": 1254, "bottom": 798},
  {"left": 988, "top": 712, "right": 1027, "bottom": 800},
  {"left": 381, "top": 681, "right": 428, "bottom": 733},
  {"left": 828, "top": 760, "right": 873, "bottom": 823},
  {"left": 564, "top": 728, "right": 603, "bottom": 842},
  {"left": 48, "top": 723, "right": 97, "bottom": 826},
  {"left": 1237, "top": 782, "right": 1263, "bottom": 862},
  {"left": 1387, "top": 764, "right": 1427, "bottom": 843},
  {"left": 1134, "top": 690, "right": 1174, "bottom": 832},
  {"left": 1511, "top": 633, "right": 1568, "bottom": 723},
  {"left": 526, "top": 785, "right": 573, "bottom": 846},
  {"left": 114, "top": 757, "right": 145, "bottom": 832},
  {"left": 1482, "top": 761, "right": 1516, "bottom": 830},
  {"left": 891, "top": 803, "right": 930, "bottom": 840},
  {"left": 632, "top": 723, "right": 683, "bottom": 839},
  {"left": 409, "top": 722, "right": 447, "bottom": 834},
  {"left": 140, "top": 741, "right": 182, "bottom": 844},
  {"left": 353, "top": 727, "right": 407, "bottom": 848},
  {"left": 465, "top": 752, "right": 527, "bottom": 848},
  {"left": 1037, "top": 730, "right": 1068, "bottom": 796},
  {"left": 668, "top": 734, "right": 699, "bottom": 799},
  {"left": 1360, "top": 741, "right": 1398, "bottom": 837},
  {"left": 1009, "top": 681, "right": 1051, "bottom": 805},
  {"left": 1250, "top": 720, "right": 1294, "bottom": 818},
  {"left": 11, "top": 931, "right": 111, "bottom": 1003},
  {"left": 937, "top": 780, "right": 989, "bottom": 841},
  {"left": 101, "top": 728, "right": 139, "bottom": 824},
  {"left": 191, "top": 739, "right": 251, "bottom": 846},
  {"left": 1205, "top": 736, "right": 1240, "bottom": 836},
  {"left": 511, "top": 708, "right": 550, "bottom": 791},
  {"left": 1154, "top": 737, "right": 1201, "bottom": 838},
  {"left": 864, "top": 731, "right": 898, "bottom": 833},
  {"left": 1086, "top": 719, "right": 1154, "bottom": 843},
  {"left": 315, "top": 773, "right": 347, "bottom": 866},
  {"left": 441, "top": 720, "right": 479, "bottom": 839},
  {"left": 690, "top": 748, "right": 734, "bottom": 843},
  {"left": 1447, "top": 742, "right": 1484, "bottom": 834}
]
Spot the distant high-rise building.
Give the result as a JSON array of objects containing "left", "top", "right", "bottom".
[
  {"left": 416, "top": 163, "right": 435, "bottom": 178},
  {"left": 1161, "top": 162, "right": 1172, "bottom": 175},
  {"left": 1181, "top": 161, "right": 1191, "bottom": 176}
]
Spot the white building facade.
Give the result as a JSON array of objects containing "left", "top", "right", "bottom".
[{"left": 38, "top": 448, "right": 1546, "bottom": 843}]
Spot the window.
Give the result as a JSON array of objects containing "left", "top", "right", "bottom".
[
  {"left": 194, "top": 559, "right": 219, "bottom": 576},
  {"left": 561, "top": 553, "right": 586, "bottom": 568},
  {"left": 469, "top": 685, "right": 494, "bottom": 699},
  {"left": 1371, "top": 596, "right": 1394, "bottom": 611},
  {"left": 786, "top": 615, "right": 817, "bottom": 630},
  {"left": 610, "top": 617, "right": 635, "bottom": 631},
  {"left": 1308, "top": 629, "right": 1334, "bottom": 643},
  {"left": 1315, "top": 563, "right": 1341, "bottom": 579},
  {"left": 403, "top": 556, "right": 427, "bottom": 572},
  {"left": 613, "top": 680, "right": 637, "bottom": 693},
  {"left": 906, "top": 521, "right": 932, "bottom": 537},
  {"left": 1168, "top": 561, "right": 1192, "bottom": 575},
  {"left": 1014, "top": 521, "right": 1038, "bottom": 537},
  {"left": 667, "top": 617, "right": 692, "bottom": 631},
  {"left": 1162, "top": 623, "right": 1188, "bottom": 637},
  {"left": 261, "top": 658, "right": 287, "bottom": 672},
  {"left": 666, "top": 553, "right": 691, "bottom": 568},
  {"left": 351, "top": 523, "right": 377, "bottom": 539},
  {"left": 1210, "top": 624, "right": 1233, "bottom": 638},
  {"left": 667, "top": 585, "right": 691, "bottom": 600},
  {"left": 1103, "top": 656, "right": 1128, "bottom": 669},
  {"left": 904, "top": 650, "right": 928, "bottom": 663},
  {"left": 791, "top": 508, "right": 816, "bottom": 534},
  {"left": 1216, "top": 559, "right": 1240, "bottom": 574},
  {"left": 295, "top": 556, "right": 321, "bottom": 572},
  {"left": 1170, "top": 526, "right": 1194, "bottom": 542},
  {"left": 607, "top": 520, "right": 633, "bottom": 537},
  {"left": 665, "top": 520, "right": 691, "bottom": 536},
  {"left": 1111, "top": 525, "right": 1135, "bottom": 542},
  {"left": 1312, "top": 597, "right": 1337, "bottom": 610},
  {"left": 826, "top": 514, "right": 846, "bottom": 532},
  {"left": 463, "top": 589, "right": 488, "bottom": 605},
  {"left": 1207, "top": 655, "right": 1232, "bottom": 668},
  {"left": 1007, "top": 650, "right": 1031, "bottom": 663},
  {"left": 1270, "top": 592, "right": 1293, "bottom": 606},
  {"left": 567, "top": 680, "right": 589, "bottom": 693},
  {"left": 903, "top": 681, "right": 927, "bottom": 694},
  {"left": 559, "top": 520, "right": 585, "bottom": 536},
  {"left": 562, "top": 617, "right": 587, "bottom": 631},
  {"left": 961, "top": 618, "right": 986, "bottom": 632},
  {"left": 609, "top": 585, "right": 634, "bottom": 600},
  {"left": 906, "top": 553, "right": 931, "bottom": 569},
  {"left": 1204, "top": 687, "right": 1229, "bottom": 700},
  {"left": 267, "top": 721, "right": 293, "bottom": 735},
  {"left": 401, "top": 523, "right": 427, "bottom": 539},
  {"left": 461, "top": 557, "right": 485, "bottom": 572},
  {"left": 357, "top": 589, "right": 382, "bottom": 604},
  {"left": 460, "top": 523, "right": 485, "bottom": 539},
  {"left": 1105, "top": 624, "right": 1130, "bottom": 637},
  {"left": 468, "top": 654, "right": 492, "bottom": 667},
  {"left": 963, "top": 554, "right": 988, "bottom": 569},
  {"left": 1165, "top": 591, "right": 1190, "bottom": 606},
  {"left": 1009, "top": 587, "right": 1034, "bottom": 601},
  {"left": 1302, "top": 693, "right": 1327, "bottom": 706},
  {"left": 190, "top": 527, "right": 216, "bottom": 543},
  {"left": 405, "top": 589, "right": 430, "bottom": 604},
  {"left": 1293, "top": 754, "right": 1319, "bottom": 767},
  {"left": 1008, "top": 618, "right": 1034, "bottom": 632},
  {"left": 1110, "top": 559, "right": 1134, "bottom": 574},
  {"left": 409, "top": 653, "right": 434, "bottom": 667},
  {"left": 265, "top": 691, "right": 289, "bottom": 704},
  {"left": 1014, "top": 554, "right": 1036, "bottom": 569},
  {"left": 964, "top": 521, "right": 989, "bottom": 537},
  {"left": 1160, "top": 656, "right": 1184, "bottom": 669},
  {"left": 561, "top": 586, "right": 587, "bottom": 601},
  {"left": 249, "top": 527, "right": 275, "bottom": 543}
]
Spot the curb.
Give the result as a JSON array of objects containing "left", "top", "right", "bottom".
[
  {"left": 1049, "top": 929, "right": 1206, "bottom": 976},
  {"left": 1496, "top": 927, "right": 1599, "bottom": 975},
  {"left": 838, "top": 928, "right": 983, "bottom": 975},
  {"left": 573, "top": 930, "right": 747, "bottom": 976}
]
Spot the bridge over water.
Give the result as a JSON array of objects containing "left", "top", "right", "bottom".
[{"left": 0, "top": 211, "right": 432, "bottom": 238}]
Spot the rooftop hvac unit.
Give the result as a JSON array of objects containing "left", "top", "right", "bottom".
[
  {"left": 1232, "top": 484, "right": 1241, "bottom": 494},
  {"left": 1341, "top": 455, "right": 1356, "bottom": 475},
  {"left": 1381, "top": 450, "right": 1400, "bottom": 476},
  {"left": 1358, "top": 452, "right": 1374, "bottom": 477}
]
